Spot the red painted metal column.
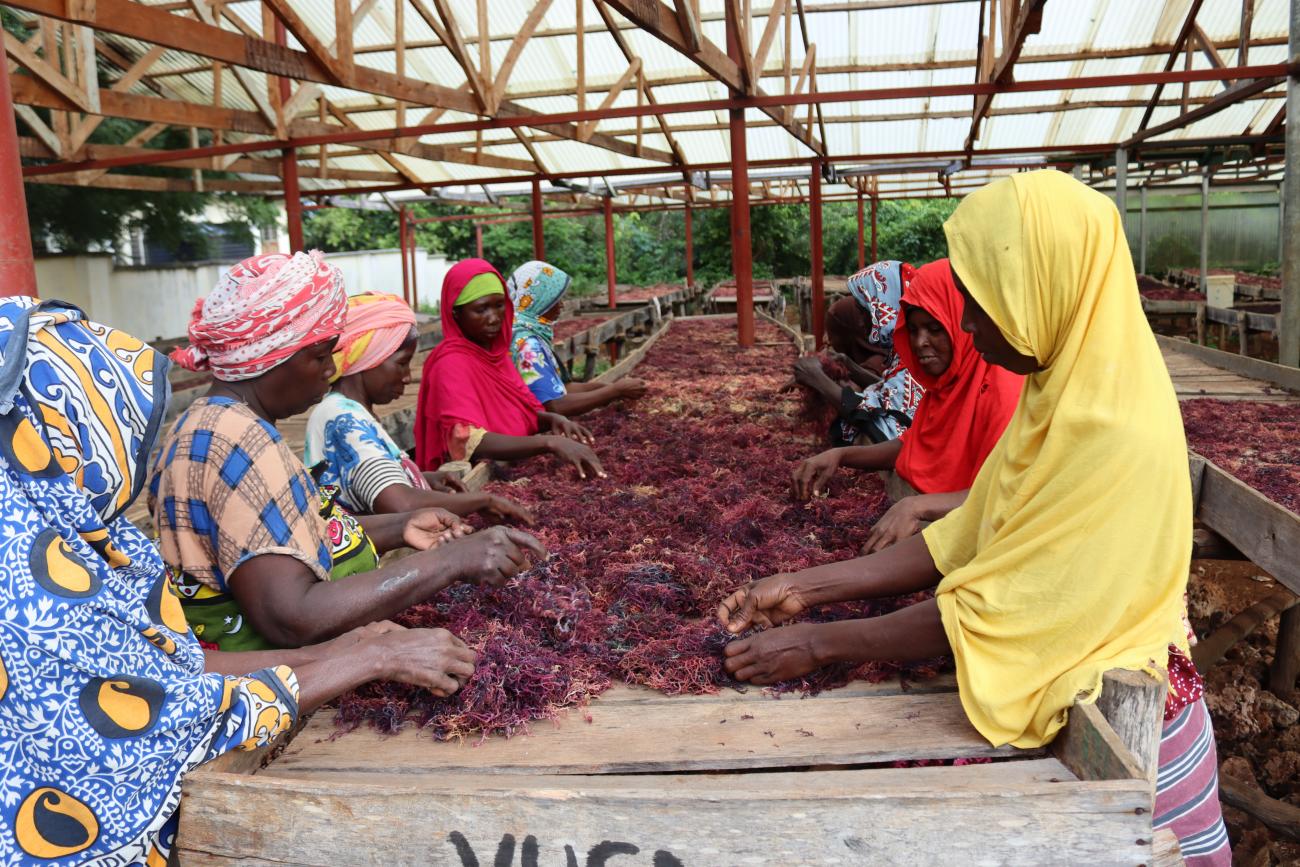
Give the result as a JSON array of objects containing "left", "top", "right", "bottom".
[
  {"left": 398, "top": 207, "right": 410, "bottom": 306},
  {"left": 810, "top": 158, "right": 825, "bottom": 350},
  {"left": 0, "top": 59, "right": 37, "bottom": 297},
  {"left": 856, "top": 190, "right": 866, "bottom": 271},
  {"left": 729, "top": 108, "right": 754, "bottom": 347},
  {"left": 870, "top": 196, "right": 879, "bottom": 262},
  {"left": 474, "top": 223, "right": 484, "bottom": 258},
  {"left": 531, "top": 177, "right": 545, "bottom": 260},
  {"left": 605, "top": 196, "right": 617, "bottom": 309},
  {"left": 684, "top": 205, "right": 695, "bottom": 288},
  {"left": 282, "top": 150, "right": 303, "bottom": 251}
]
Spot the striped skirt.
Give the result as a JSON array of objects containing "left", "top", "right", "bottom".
[{"left": 1154, "top": 697, "right": 1231, "bottom": 865}]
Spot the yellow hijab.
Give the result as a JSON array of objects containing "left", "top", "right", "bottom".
[{"left": 925, "top": 170, "right": 1190, "bottom": 749}]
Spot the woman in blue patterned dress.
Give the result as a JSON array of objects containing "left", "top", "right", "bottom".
[{"left": 0, "top": 297, "right": 478, "bottom": 865}]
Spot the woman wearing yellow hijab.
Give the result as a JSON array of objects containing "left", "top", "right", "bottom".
[{"left": 716, "top": 171, "right": 1228, "bottom": 865}]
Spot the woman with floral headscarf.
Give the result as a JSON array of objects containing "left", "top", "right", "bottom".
[
  {"left": 718, "top": 171, "right": 1228, "bottom": 864},
  {"left": 304, "top": 291, "right": 532, "bottom": 524},
  {"left": 507, "top": 260, "right": 647, "bottom": 415},
  {"left": 792, "top": 261, "right": 924, "bottom": 446},
  {"left": 0, "top": 297, "right": 485, "bottom": 866},
  {"left": 153, "top": 252, "right": 546, "bottom": 653}
]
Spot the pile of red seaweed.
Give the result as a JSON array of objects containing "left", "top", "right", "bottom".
[
  {"left": 609, "top": 284, "right": 681, "bottom": 303},
  {"left": 1181, "top": 398, "right": 1300, "bottom": 514},
  {"left": 337, "top": 318, "right": 943, "bottom": 739},
  {"left": 552, "top": 315, "right": 612, "bottom": 342},
  {"left": 1138, "top": 275, "right": 1204, "bottom": 301}
]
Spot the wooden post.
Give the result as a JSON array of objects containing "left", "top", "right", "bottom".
[
  {"left": 810, "top": 158, "right": 825, "bottom": 351},
  {"left": 0, "top": 58, "right": 37, "bottom": 297},
  {"left": 1196, "top": 303, "right": 1206, "bottom": 345},
  {"left": 870, "top": 196, "right": 879, "bottom": 263},
  {"left": 726, "top": 1, "right": 754, "bottom": 347},
  {"left": 399, "top": 207, "right": 410, "bottom": 306},
  {"left": 1200, "top": 173, "right": 1210, "bottom": 294},
  {"left": 1238, "top": 311, "right": 1250, "bottom": 357},
  {"left": 475, "top": 223, "right": 484, "bottom": 258},
  {"left": 605, "top": 196, "right": 616, "bottom": 309},
  {"left": 283, "top": 149, "right": 303, "bottom": 251},
  {"left": 856, "top": 189, "right": 866, "bottom": 271},
  {"left": 684, "top": 205, "right": 694, "bottom": 288},
  {"left": 531, "top": 177, "right": 545, "bottom": 260},
  {"left": 1283, "top": 0, "right": 1300, "bottom": 366},
  {"left": 1139, "top": 185, "right": 1148, "bottom": 275},
  {"left": 1271, "top": 606, "right": 1300, "bottom": 701}
]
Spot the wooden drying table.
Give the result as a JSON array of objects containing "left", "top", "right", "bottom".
[{"left": 177, "top": 672, "right": 1171, "bottom": 865}]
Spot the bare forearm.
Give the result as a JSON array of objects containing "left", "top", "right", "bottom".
[
  {"left": 291, "top": 646, "right": 386, "bottom": 712},
  {"left": 203, "top": 646, "right": 322, "bottom": 675},
  {"left": 845, "top": 361, "right": 881, "bottom": 389},
  {"left": 355, "top": 512, "right": 408, "bottom": 554},
  {"left": 293, "top": 559, "right": 457, "bottom": 641},
  {"left": 475, "top": 432, "right": 557, "bottom": 461},
  {"left": 834, "top": 440, "right": 903, "bottom": 472},
  {"left": 910, "top": 490, "right": 968, "bottom": 522},
  {"left": 814, "top": 599, "right": 950, "bottom": 666},
  {"left": 544, "top": 385, "right": 621, "bottom": 417},
  {"left": 797, "top": 533, "right": 940, "bottom": 605},
  {"left": 373, "top": 484, "right": 488, "bottom": 518}
]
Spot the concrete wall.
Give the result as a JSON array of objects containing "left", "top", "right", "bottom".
[{"left": 33, "top": 248, "right": 449, "bottom": 342}]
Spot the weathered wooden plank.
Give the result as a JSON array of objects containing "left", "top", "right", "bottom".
[
  {"left": 1158, "top": 334, "right": 1300, "bottom": 393},
  {"left": 597, "top": 318, "right": 671, "bottom": 383},
  {"left": 1195, "top": 457, "right": 1300, "bottom": 595},
  {"left": 178, "top": 759, "right": 1153, "bottom": 866},
  {"left": 1051, "top": 701, "right": 1147, "bottom": 784},
  {"left": 1095, "top": 669, "right": 1165, "bottom": 782},
  {"left": 268, "top": 689, "right": 1031, "bottom": 777}
]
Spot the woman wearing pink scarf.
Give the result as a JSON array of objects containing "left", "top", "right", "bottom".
[
  {"left": 414, "top": 259, "right": 604, "bottom": 480},
  {"left": 305, "top": 292, "right": 532, "bottom": 524}
]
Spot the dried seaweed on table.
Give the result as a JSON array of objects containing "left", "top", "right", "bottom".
[
  {"left": 551, "top": 315, "right": 611, "bottom": 342},
  {"left": 1180, "top": 399, "right": 1300, "bottom": 514},
  {"left": 336, "top": 318, "right": 947, "bottom": 740}
]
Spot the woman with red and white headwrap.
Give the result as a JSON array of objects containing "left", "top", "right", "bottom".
[
  {"left": 151, "top": 252, "right": 546, "bottom": 654},
  {"left": 304, "top": 291, "right": 533, "bottom": 524}
]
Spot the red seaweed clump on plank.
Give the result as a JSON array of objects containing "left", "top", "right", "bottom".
[
  {"left": 1180, "top": 398, "right": 1300, "bottom": 514},
  {"left": 336, "top": 318, "right": 945, "bottom": 741}
]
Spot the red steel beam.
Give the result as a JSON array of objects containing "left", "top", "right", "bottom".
[
  {"left": 856, "top": 189, "right": 865, "bottom": 270},
  {"left": 283, "top": 149, "right": 303, "bottom": 251},
  {"left": 605, "top": 196, "right": 616, "bottom": 309},
  {"left": 684, "top": 204, "right": 694, "bottom": 288},
  {"left": 0, "top": 58, "right": 36, "bottom": 297},
  {"left": 531, "top": 178, "right": 545, "bottom": 259},
  {"left": 727, "top": 2, "right": 753, "bottom": 348},
  {"left": 21, "top": 64, "right": 1293, "bottom": 178},
  {"left": 810, "top": 158, "right": 825, "bottom": 350}
]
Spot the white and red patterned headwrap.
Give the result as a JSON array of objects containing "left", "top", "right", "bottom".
[{"left": 170, "top": 250, "right": 348, "bottom": 382}]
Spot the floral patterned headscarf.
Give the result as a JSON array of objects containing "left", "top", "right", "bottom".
[{"left": 507, "top": 260, "right": 572, "bottom": 347}]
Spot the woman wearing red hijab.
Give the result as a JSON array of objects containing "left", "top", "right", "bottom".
[
  {"left": 415, "top": 259, "right": 605, "bottom": 479},
  {"left": 792, "top": 259, "right": 1023, "bottom": 551}
]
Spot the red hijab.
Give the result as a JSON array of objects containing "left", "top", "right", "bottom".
[
  {"left": 893, "top": 259, "right": 1024, "bottom": 494},
  {"left": 415, "top": 259, "right": 543, "bottom": 469}
]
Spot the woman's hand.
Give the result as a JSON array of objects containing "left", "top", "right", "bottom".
[
  {"left": 716, "top": 573, "right": 813, "bottom": 634},
  {"left": 861, "top": 497, "right": 924, "bottom": 554},
  {"left": 424, "top": 470, "right": 468, "bottom": 494},
  {"left": 482, "top": 494, "right": 536, "bottom": 526},
  {"left": 792, "top": 449, "right": 844, "bottom": 500},
  {"left": 722, "top": 623, "right": 827, "bottom": 685},
  {"left": 366, "top": 628, "right": 477, "bottom": 697},
  {"left": 437, "top": 525, "right": 547, "bottom": 587},
  {"left": 615, "top": 377, "right": 648, "bottom": 400},
  {"left": 791, "top": 356, "right": 827, "bottom": 389},
  {"left": 402, "top": 508, "right": 473, "bottom": 551},
  {"left": 547, "top": 437, "right": 606, "bottom": 480},
  {"left": 540, "top": 411, "right": 595, "bottom": 445},
  {"left": 315, "top": 620, "right": 406, "bottom": 654}
]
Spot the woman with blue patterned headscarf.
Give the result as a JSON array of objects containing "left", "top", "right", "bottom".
[
  {"left": 0, "top": 298, "right": 476, "bottom": 865},
  {"left": 507, "top": 260, "right": 647, "bottom": 416}
]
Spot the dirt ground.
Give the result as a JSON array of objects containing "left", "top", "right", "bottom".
[{"left": 1188, "top": 560, "right": 1300, "bottom": 865}]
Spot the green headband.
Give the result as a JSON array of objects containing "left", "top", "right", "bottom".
[{"left": 454, "top": 273, "right": 506, "bottom": 307}]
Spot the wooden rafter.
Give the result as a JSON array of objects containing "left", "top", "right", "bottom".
[
  {"left": 1136, "top": 0, "right": 1207, "bottom": 133},
  {"left": 1190, "top": 23, "right": 1233, "bottom": 89},
  {"left": 601, "top": 0, "right": 824, "bottom": 154},
  {"left": 752, "top": 0, "right": 788, "bottom": 77},
  {"left": 4, "top": 29, "right": 94, "bottom": 112},
  {"left": 68, "top": 44, "right": 166, "bottom": 152},
  {"left": 672, "top": 0, "right": 702, "bottom": 54},
  {"left": 492, "top": 0, "right": 554, "bottom": 106},
  {"left": 412, "top": 0, "right": 493, "bottom": 112},
  {"left": 578, "top": 59, "right": 642, "bottom": 141},
  {"left": 1124, "top": 75, "right": 1282, "bottom": 147},
  {"left": 965, "top": 0, "right": 1046, "bottom": 150}
]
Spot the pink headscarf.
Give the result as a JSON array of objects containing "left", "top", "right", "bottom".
[
  {"left": 332, "top": 292, "right": 417, "bottom": 381},
  {"left": 171, "top": 250, "right": 347, "bottom": 382},
  {"left": 415, "top": 259, "right": 543, "bottom": 469}
]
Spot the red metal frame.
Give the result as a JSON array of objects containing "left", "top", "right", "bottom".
[
  {"left": 684, "top": 205, "right": 694, "bottom": 288},
  {"left": 0, "top": 60, "right": 36, "bottom": 297},
  {"left": 21, "top": 64, "right": 1288, "bottom": 179},
  {"left": 604, "top": 196, "right": 616, "bottom": 309},
  {"left": 531, "top": 178, "right": 545, "bottom": 259},
  {"left": 810, "top": 158, "right": 825, "bottom": 351},
  {"left": 729, "top": 106, "right": 754, "bottom": 347}
]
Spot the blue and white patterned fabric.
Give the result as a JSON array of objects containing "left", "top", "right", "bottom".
[
  {"left": 305, "top": 390, "right": 420, "bottom": 513},
  {"left": 0, "top": 297, "right": 299, "bottom": 866},
  {"left": 840, "top": 262, "right": 925, "bottom": 443}
]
